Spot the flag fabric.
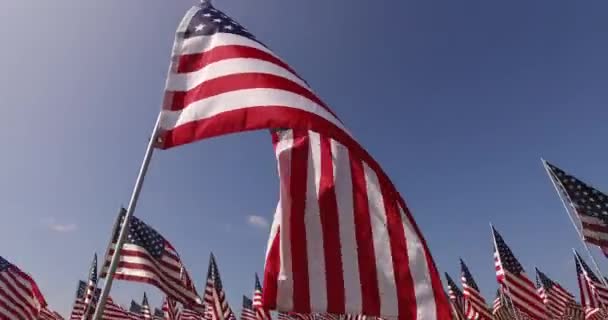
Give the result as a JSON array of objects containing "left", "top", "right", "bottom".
[
  {"left": 156, "top": 4, "right": 449, "bottom": 319},
  {"left": 203, "top": 254, "right": 235, "bottom": 320},
  {"left": 142, "top": 293, "right": 152, "bottom": 319},
  {"left": 459, "top": 259, "right": 492, "bottom": 320},
  {"left": 154, "top": 308, "right": 165, "bottom": 320},
  {"left": 241, "top": 296, "right": 257, "bottom": 320},
  {"left": 574, "top": 251, "right": 608, "bottom": 318},
  {"left": 40, "top": 307, "right": 64, "bottom": 320},
  {"left": 443, "top": 273, "right": 466, "bottom": 320},
  {"left": 535, "top": 268, "right": 575, "bottom": 319},
  {"left": 253, "top": 274, "right": 270, "bottom": 320},
  {"left": 101, "top": 209, "right": 203, "bottom": 309},
  {"left": 0, "top": 255, "right": 47, "bottom": 320},
  {"left": 561, "top": 301, "right": 584, "bottom": 320},
  {"left": 492, "top": 289, "right": 514, "bottom": 320},
  {"left": 277, "top": 313, "right": 291, "bottom": 320},
  {"left": 544, "top": 162, "right": 608, "bottom": 256},
  {"left": 68, "top": 281, "right": 87, "bottom": 320},
  {"left": 82, "top": 253, "right": 99, "bottom": 318},
  {"left": 492, "top": 227, "right": 546, "bottom": 320},
  {"left": 68, "top": 280, "right": 133, "bottom": 320},
  {"left": 163, "top": 296, "right": 179, "bottom": 320},
  {"left": 180, "top": 308, "right": 205, "bottom": 320}
]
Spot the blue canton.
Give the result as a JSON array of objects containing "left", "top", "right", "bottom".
[
  {"left": 0, "top": 256, "right": 10, "bottom": 272},
  {"left": 114, "top": 212, "right": 165, "bottom": 259},
  {"left": 536, "top": 269, "right": 555, "bottom": 290},
  {"left": 76, "top": 280, "right": 87, "bottom": 299},
  {"left": 243, "top": 296, "right": 253, "bottom": 309},
  {"left": 493, "top": 228, "right": 524, "bottom": 274},
  {"left": 184, "top": 4, "right": 257, "bottom": 43},
  {"left": 575, "top": 252, "right": 601, "bottom": 282},
  {"left": 460, "top": 259, "right": 480, "bottom": 291}
]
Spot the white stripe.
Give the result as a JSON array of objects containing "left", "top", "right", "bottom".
[
  {"left": 159, "top": 88, "right": 347, "bottom": 135},
  {"left": 0, "top": 287, "right": 29, "bottom": 320},
  {"left": 112, "top": 245, "right": 183, "bottom": 280},
  {"left": 275, "top": 129, "right": 294, "bottom": 311},
  {"left": 331, "top": 139, "right": 362, "bottom": 313},
  {"left": 167, "top": 58, "right": 310, "bottom": 92},
  {"left": 0, "top": 273, "right": 36, "bottom": 319},
  {"left": 582, "top": 229, "right": 608, "bottom": 242},
  {"left": 305, "top": 131, "right": 327, "bottom": 311},
  {"left": 178, "top": 32, "right": 275, "bottom": 58},
  {"left": 362, "top": 163, "right": 398, "bottom": 316},
  {"left": 398, "top": 204, "right": 438, "bottom": 320}
]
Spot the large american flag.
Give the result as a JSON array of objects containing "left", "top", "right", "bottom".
[
  {"left": 253, "top": 274, "right": 270, "bottom": 320},
  {"left": 0, "top": 255, "right": 47, "bottom": 320},
  {"left": 203, "top": 254, "right": 235, "bottom": 320},
  {"left": 545, "top": 162, "right": 608, "bottom": 256},
  {"left": 241, "top": 296, "right": 257, "bottom": 320},
  {"left": 574, "top": 251, "right": 608, "bottom": 318},
  {"left": 155, "top": 4, "right": 449, "bottom": 319},
  {"left": 535, "top": 268, "right": 575, "bottom": 319},
  {"left": 459, "top": 259, "right": 492, "bottom": 320},
  {"left": 443, "top": 273, "right": 466, "bottom": 320},
  {"left": 492, "top": 227, "right": 546, "bottom": 320},
  {"left": 101, "top": 209, "right": 202, "bottom": 309}
]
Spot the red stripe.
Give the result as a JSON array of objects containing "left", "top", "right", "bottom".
[
  {"left": 0, "top": 273, "right": 36, "bottom": 319},
  {"left": 262, "top": 227, "right": 280, "bottom": 310},
  {"left": 379, "top": 181, "right": 416, "bottom": 320},
  {"left": 107, "top": 248, "right": 182, "bottom": 274},
  {"left": 0, "top": 290, "right": 27, "bottom": 319},
  {"left": 289, "top": 129, "right": 311, "bottom": 312},
  {"left": 581, "top": 221, "right": 608, "bottom": 233},
  {"left": 349, "top": 155, "right": 380, "bottom": 315},
  {"left": 317, "top": 135, "right": 345, "bottom": 314}
]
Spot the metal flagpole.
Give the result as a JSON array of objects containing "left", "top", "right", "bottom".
[
  {"left": 91, "top": 114, "right": 162, "bottom": 320},
  {"left": 541, "top": 159, "right": 607, "bottom": 286},
  {"left": 490, "top": 223, "right": 522, "bottom": 320}
]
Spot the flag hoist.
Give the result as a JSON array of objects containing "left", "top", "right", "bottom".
[{"left": 92, "top": 0, "right": 450, "bottom": 319}]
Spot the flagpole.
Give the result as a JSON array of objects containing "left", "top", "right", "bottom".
[
  {"left": 490, "top": 224, "right": 522, "bottom": 320},
  {"left": 91, "top": 114, "right": 162, "bottom": 320},
  {"left": 541, "top": 159, "right": 607, "bottom": 285}
]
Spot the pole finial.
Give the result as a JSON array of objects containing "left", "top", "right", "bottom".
[{"left": 200, "top": 0, "right": 212, "bottom": 6}]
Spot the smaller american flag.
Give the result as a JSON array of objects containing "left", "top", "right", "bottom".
[
  {"left": 40, "top": 307, "right": 64, "bottom": 320},
  {"left": 545, "top": 162, "right": 608, "bottom": 256},
  {"left": 253, "top": 274, "right": 270, "bottom": 320},
  {"left": 241, "top": 296, "right": 257, "bottom": 320},
  {"left": 154, "top": 308, "right": 165, "bottom": 320},
  {"left": 163, "top": 296, "right": 179, "bottom": 320},
  {"left": 492, "top": 289, "right": 513, "bottom": 320},
  {"left": 0, "top": 255, "right": 47, "bottom": 320},
  {"left": 142, "top": 293, "right": 152, "bottom": 319},
  {"left": 180, "top": 307, "right": 205, "bottom": 320},
  {"left": 535, "top": 268, "right": 575, "bottom": 319},
  {"left": 492, "top": 227, "right": 546, "bottom": 320},
  {"left": 561, "top": 301, "right": 584, "bottom": 320},
  {"left": 574, "top": 251, "right": 608, "bottom": 318},
  {"left": 444, "top": 273, "right": 466, "bottom": 320},
  {"left": 277, "top": 313, "right": 292, "bottom": 320},
  {"left": 460, "top": 259, "right": 492, "bottom": 320},
  {"left": 203, "top": 254, "right": 235, "bottom": 320},
  {"left": 82, "top": 253, "right": 98, "bottom": 318}
]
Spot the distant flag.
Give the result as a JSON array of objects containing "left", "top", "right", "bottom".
[
  {"left": 492, "top": 226, "right": 547, "bottom": 320},
  {"left": 443, "top": 273, "right": 466, "bottom": 320},
  {"left": 180, "top": 307, "right": 205, "bottom": 320},
  {"left": 253, "top": 274, "right": 270, "bottom": 320},
  {"left": 241, "top": 296, "right": 257, "bottom": 320},
  {"left": 459, "top": 259, "right": 492, "bottom": 320},
  {"left": 100, "top": 209, "right": 203, "bottom": 308},
  {"left": 491, "top": 289, "right": 513, "bottom": 320},
  {"left": 68, "top": 280, "right": 131, "bottom": 320},
  {"left": 82, "top": 253, "right": 98, "bottom": 318},
  {"left": 574, "top": 251, "right": 608, "bottom": 318},
  {"left": 141, "top": 293, "right": 152, "bottom": 319},
  {"left": 156, "top": 3, "right": 450, "bottom": 318},
  {"left": 203, "top": 254, "right": 235, "bottom": 320},
  {"left": 277, "top": 313, "right": 291, "bottom": 320},
  {"left": 561, "top": 301, "right": 584, "bottom": 320},
  {"left": 544, "top": 161, "right": 608, "bottom": 257},
  {"left": 154, "top": 308, "right": 165, "bottom": 320},
  {"left": 163, "top": 296, "right": 179, "bottom": 320},
  {"left": 40, "top": 307, "right": 64, "bottom": 320},
  {"left": 0, "top": 255, "right": 47, "bottom": 320},
  {"left": 535, "top": 268, "right": 575, "bottom": 319}
]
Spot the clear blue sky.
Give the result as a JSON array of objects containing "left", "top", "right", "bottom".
[{"left": 2, "top": 0, "right": 608, "bottom": 317}]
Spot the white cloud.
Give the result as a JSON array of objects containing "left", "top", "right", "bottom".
[
  {"left": 42, "top": 218, "right": 78, "bottom": 233},
  {"left": 247, "top": 215, "right": 270, "bottom": 229}
]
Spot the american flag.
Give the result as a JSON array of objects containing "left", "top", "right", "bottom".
[
  {"left": 277, "top": 313, "right": 292, "bottom": 320},
  {"left": 180, "top": 308, "right": 205, "bottom": 320},
  {"left": 0, "top": 255, "right": 47, "bottom": 320},
  {"left": 142, "top": 293, "right": 152, "bottom": 319},
  {"left": 535, "top": 268, "right": 575, "bottom": 319},
  {"left": 561, "top": 301, "right": 584, "bottom": 320},
  {"left": 163, "top": 296, "right": 179, "bottom": 320},
  {"left": 492, "top": 227, "right": 546, "bottom": 320},
  {"left": 492, "top": 289, "right": 514, "bottom": 320},
  {"left": 82, "top": 253, "right": 98, "bottom": 318},
  {"left": 443, "top": 273, "right": 466, "bottom": 320},
  {"left": 154, "top": 308, "right": 165, "bottom": 320},
  {"left": 101, "top": 209, "right": 202, "bottom": 309},
  {"left": 574, "top": 251, "right": 608, "bottom": 318},
  {"left": 544, "top": 161, "right": 608, "bottom": 256},
  {"left": 459, "top": 259, "right": 492, "bottom": 320},
  {"left": 68, "top": 280, "right": 133, "bottom": 320},
  {"left": 40, "top": 307, "right": 64, "bottom": 320},
  {"left": 241, "top": 296, "right": 257, "bottom": 320},
  {"left": 203, "top": 254, "right": 235, "bottom": 320},
  {"left": 156, "top": 4, "right": 449, "bottom": 318},
  {"left": 253, "top": 274, "right": 270, "bottom": 320}
]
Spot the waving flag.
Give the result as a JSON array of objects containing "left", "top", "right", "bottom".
[
  {"left": 241, "top": 296, "right": 257, "bottom": 320},
  {"left": 101, "top": 209, "right": 202, "bottom": 309},
  {"left": 574, "top": 251, "right": 608, "bottom": 318},
  {"left": 544, "top": 161, "right": 608, "bottom": 256},
  {"left": 492, "top": 227, "right": 546, "bottom": 320},
  {"left": 443, "top": 273, "right": 466, "bottom": 320},
  {"left": 69, "top": 280, "right": 132, "bottom": 320},
  {"left": 156, "top": 4, "right": 449, "bottom": 318},
  {"left": 40, "top": 307, "right": 64, "bottom": 320},
  {"left": 253, "top": 274, "right": 270, "bottom": 320},
  {"left": 82, "top": 253, "right": 99, "bottom": 318},
  {"left": 154, "top": 308, "right": 165, "bottom": 320},
  {"left": 0, "top": 255, "right": 47, "bottom": 320},
  {"left": 141, "top": 293, "right": 152, "bottom": 319},
  {"left": 203, "top": 254, "right": 235, "bottom": 320},
  {"left": 163, "top": 296, "right": 179, "bottom": 320},
  {"left": 491, "top": 289, "right": 513, "bottom": 320},
  {"left": 180, "top": 307, "right": 205, "bottom": 320},
  {"left": 459, "top": 259, "right": 491, "bottom": 320},
  {"left": 535, "top": 268, "right": 575, "bottom": 319}
]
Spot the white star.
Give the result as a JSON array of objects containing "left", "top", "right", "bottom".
[
  {"left": 195, "top": 24, "right": 205, "bottom": 32},
  {"left": 224, "top": 25, "right": 233, "bottom": 30},
  {"left": 213, "top": 18, "right": 222, "bottom": 23}
]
